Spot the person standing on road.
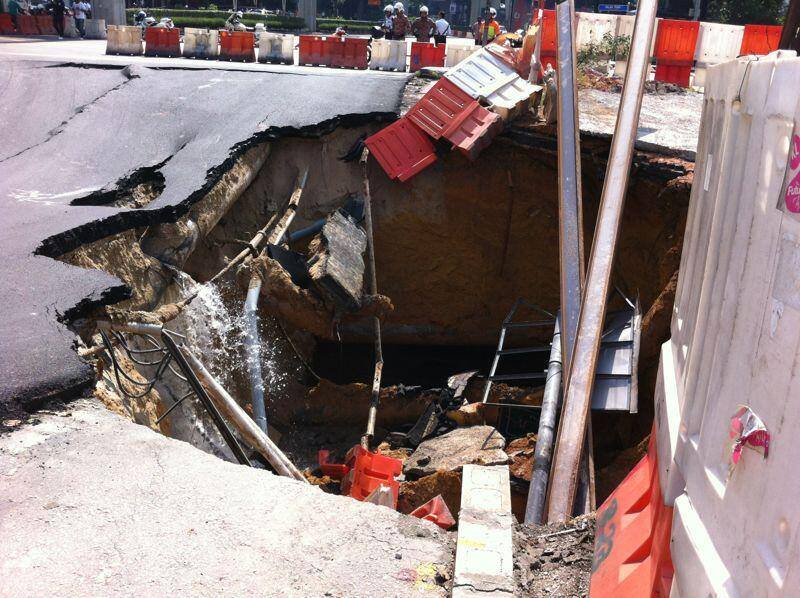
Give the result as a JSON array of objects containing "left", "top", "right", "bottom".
[
  {"left": 433, "top": 11, "right": 450, "bottom": 45},
  {"left": 49, "top": 0, "right": 67, "bottom": 38},
  {"left": 380, "top": 4, "right": 393, "bottom": 38},
  {"left": 411, "top": 6, "right": 434, "bottom": 43},
  {"left": 72, "top": 0, "right": 90, "bottom": 37},
  {"left": 480, "top": 7, "right": 501, "bottom": 45},
  {"left": 391, "top": 2, "right": 409, "bottom": 40},
  {"left": 471, "top": 16, "right": 483, "bottom": 45},
  {"left": 7, "top": 0, "right": 26, "bottom": 29}
]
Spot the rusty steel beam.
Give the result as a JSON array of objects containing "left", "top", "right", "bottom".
[{"left": 547, "top": 0, "right": 658, "bottom": 523}]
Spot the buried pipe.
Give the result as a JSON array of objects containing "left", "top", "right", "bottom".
[
  {"left": 525, "top": 316, "right": 562, "bottom": 525},
  {"left": 180, "top": 345, "right": 307, "bottom": 482},
  {"left": 242, "top": 167, "right": 309, "bottom": 436},
  {"left": 96, "top": 321, "right": 253, "bottom": 466}
]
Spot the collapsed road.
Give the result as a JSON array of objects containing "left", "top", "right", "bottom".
[{"left": 0, "top": 60, "right": 405, "bottom": 413}]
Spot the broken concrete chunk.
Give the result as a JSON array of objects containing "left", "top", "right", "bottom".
[
  {"left": 403, "top": 425, "right": 508, "bottom": 478},
  {"left": 307, "top": 211, "right": 367, "bottom": 312}
]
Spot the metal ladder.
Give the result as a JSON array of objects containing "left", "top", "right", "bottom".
[{"left": 481, "top": 298, "right": 556, "bottom": 407}]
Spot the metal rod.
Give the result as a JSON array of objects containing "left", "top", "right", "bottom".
[
  {"left": 180, "top": 345, "right": 307, "bottom": 482},
  {"left": 360, "top": 149, "right": 384, "bottom": 450},
  {"left": 547, "top": 0, "right": 657, "bottom": 523},
  {"left": 525, "top": 316, "right": 562, "bottom": 525},
  {"left": 160, "top": 331, "right": 252, "bottom": 467}
]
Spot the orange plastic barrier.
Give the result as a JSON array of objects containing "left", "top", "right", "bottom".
[
  {"left": 0, "top": 13, "right": 15, "bottom": 34},
  {"left": 330, "top": 37, "right": 369, "bottom": 69},
  {"left": 653, "top": 19, "right": 699, "bottom": 87},
  {"left": 589, "top": 430, "right": 674, "bottom": 598},
  {"left": 144, "top": 27, "right": 180, "bottom": 58},
  {"left": 410, "top": 495, "right": 456, "bottom": 529},
  {"left": 364, "top": 117, "right": 438, "bottom": 182},
  {"left": 34, "top": 14, "right": 56, "bottom": 35},
  {"left": 219, "top": 30, "right": 255, "bottom": 62},
  {"left": 16, "top": 14, "right": 39, "bottom": 35},
  {"left": 340, "top": 445, "right": 402, "bottom": 507},
  {"left": 298, "top": 34, "right": 330, "bottom": 65},
  {"left": 739, "top": 24, "right": 782, "bottom": 55},
  {"left": 536, "top": 9, "right": 557, "bottom": 71},
  {"left": 410, "top": 42, "right": 445, "bottom": 71}
]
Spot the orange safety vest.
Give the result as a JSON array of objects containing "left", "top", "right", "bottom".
[{"left": 480, "top": 18, "right": 501, "bottom": 42}]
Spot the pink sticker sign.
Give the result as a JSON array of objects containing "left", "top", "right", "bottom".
[{"left": 784, "top": 134, "right": 800, "bottom": 213}]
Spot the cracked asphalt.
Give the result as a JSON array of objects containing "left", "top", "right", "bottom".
[{"left": 0, "top": 54, "right": 408, "bottom": 412}]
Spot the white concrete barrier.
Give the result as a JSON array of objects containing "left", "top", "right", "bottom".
[
  {"left": 105, "top": 25, "right": 142, "bottom": 56},
  {"left": 444, "top": 37, "right": 478, "bottom": 68},
  {"left": 369, "top": 38, "right": 406, "bottom": 71},
  {"left": 258, "top": 32, "right": 294, "bottom": 65},
  {"left": 183, "top": 27, "right": 219, "bottom": 59},
  {"left": 657, "top": 50, "right": 800, "bottom": 597},
  {"left": 692, "top": 22, "right": 744, "bottom": 87},
  {"left": 83, "top": 18, "right": 106, "bottom": 39}
]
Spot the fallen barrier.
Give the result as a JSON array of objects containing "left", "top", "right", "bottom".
[
  {"left": 406, "top": 77, "right": 474, "bottom": 139},
  {"left": 219, "top": 30, "right": 255, "bottom": 62},
  {"left": 106, "top": 25, "right": 143, "bottom": 56},
  {"left": 364, "top": 118, "right": 437, "bottom": 182},
  {"left": 257, "top": 31, "right": 293, "bottom": 64},
  {"left": 369, "top": 38, "right": 405, "bottom": 70},
  {"left": 83, "top": 18, "right": 106, "bottom": 39},
  {"left": 183, "top": 27, "right": 219, "bottom": 59},
  {"left": 443, "top": 103, "right": 502, "bottom": 161}
]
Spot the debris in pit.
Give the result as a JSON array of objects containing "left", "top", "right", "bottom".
[
  {"left": 514, "top": 515, "right": 596, "bottom": 596},
  {"left": 398, "top": 470, "right": 462, "bottom": 518},
  {"left": 507, "top": 433, "right": 537, "bottom": 482},
  {"left": 409, "top": 495, "right": 456, "bottom": 530},
  {"left": 403, "top": 425, "right": 508, "bottom": 478}
]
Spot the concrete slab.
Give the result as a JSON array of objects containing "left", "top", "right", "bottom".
[
  {"left": 0, "top": 399, "right": 454, "bottom": 596},
  {"left": 579, "top": 88, "right": 702, "bottom": 160},
  {"left": 452, "top": 465, "right": 514, "bottom": 597},
  {"left": 0, "top": 57, "right": 408, "bottom": 413}
]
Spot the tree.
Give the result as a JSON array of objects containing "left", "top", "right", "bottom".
[{"left": 704, "top": 0, "right": 785, "bottom": 25}]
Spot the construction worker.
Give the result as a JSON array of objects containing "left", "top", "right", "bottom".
[
  {"left": 225, "top": 10, "right": 247, "bottom": 32},
  {"left": 391, "top": 2, "right": 410, "bottom": 40},
  {"left": 480, "top": 7, "right": 501, "bottom": 46},
  {"left": 380, "top": 4, "right": 393, "bottom": 38},
  {"left": 411, "top": 5, "right": 434, "bottom": 43}
]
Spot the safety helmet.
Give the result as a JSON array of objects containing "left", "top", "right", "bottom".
[
  {"left": 136, "top": 10, "right": 146, "bottom": 17},
  {"left": 235, "top": 10, "right": 243, "bottom": 17},
  {"left": 384, "top": 4, "right": 393, "bottom": 11},
  {"left": 394, "top": 2, "right": 404, "bottom": 11},
  {"left": 420, "top": 5, "right": 428, "bottom": 13},
  {"left": 144, "top": 16, "right": 155, "bottom": 24},
  {"left": 489, "top": 7, "right": 497, "bottom": 16}
]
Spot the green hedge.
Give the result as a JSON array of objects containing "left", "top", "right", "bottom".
[
  {"left": 125, "top": 9, "right": 375, "bottom": 32},
  {"left": 125, "top": 9, "right": 304, "bottom": 30}
]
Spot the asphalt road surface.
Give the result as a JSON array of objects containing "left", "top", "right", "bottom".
[{"left": 0, "top": 40, "right": 408, "bottom": 412}]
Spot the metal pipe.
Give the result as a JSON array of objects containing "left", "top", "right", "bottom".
[
  {"left": 525, "top": 316, "right": 562, "bottom": 525},
  {"left": 160, "top": 331, "right": 253, "bottom": 466},
  {"left": 241, "top": 167, "right": 309, "bottom": 436},
  {"left": 180, "top": 345, "right": 307, "bottom": 482},
  {"left": 244, "top": 277, "right": 267, "bottom": 433},
  {"left": 547, "top": 0, "right": 657, "bottom": 523}
]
